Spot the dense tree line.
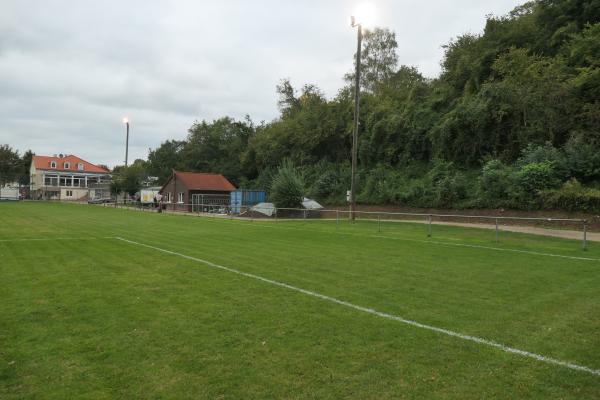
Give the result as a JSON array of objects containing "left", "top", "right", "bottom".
[
  {"left": 5, "top": 1, "right": 597, "bottom": 210},
  {"left": 143, "top": 0, "right": 600, "bottom": 210}
]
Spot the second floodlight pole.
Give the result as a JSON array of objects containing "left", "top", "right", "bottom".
[
  {"left": 125, "top": 121, "right": 130, "bottom": 167},
  {"left": 350, "top": 18, "right": 362, "bottom": 221}
]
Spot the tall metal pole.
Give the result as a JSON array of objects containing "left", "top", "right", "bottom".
[
  {"left": 125, "top": 121, "right": 130, "bottom": 167},
  {"left": 350, "top": 22, "right": 362, "bottom": 221}
]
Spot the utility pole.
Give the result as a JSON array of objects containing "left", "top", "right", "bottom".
[
  {"left": 123, "top": 118, "right": 130, "bottom": 167},
  {"left": 350, "top": 17, "right": 362, "bottom": 221}
]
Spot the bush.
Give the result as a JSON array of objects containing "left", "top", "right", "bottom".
[
  {"left": 539, "top": 179, "right": 600, "bottom": 212},
  {"left": 313, "top": 170, "right": 339, "bottom": 199},
  {"left": 515, "top": 162, "right": 562, "bottom": 194},
  {"left": 305, "top": 161, "right": 350, "bottom": 204},
  {"left": 270, "top": 160, "right": 304, "bottom": 208},
  {"left": 358, "top": 165, "right": 406, "bottom": 204},
  {"left": 477, "top": 159, "right": 514, "bottom": 206},
  {"left": 426, "top": 160, "right": 468, "bottom": 207},
  {"left": 517, "top": 143, "right": 569, "bottom": 181},
  {"left": 564, "top": 135, "right": 600, "bottom": 183},
  {"left": 254, "top": 166, "right": 276, "bottom": 193},
  {"left": 397, "top": 179, "right": 431, "bottom": 206}
]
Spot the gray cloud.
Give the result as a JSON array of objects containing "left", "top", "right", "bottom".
[{"left": 0, "top": 0, "right": 523, "bottom": 167}]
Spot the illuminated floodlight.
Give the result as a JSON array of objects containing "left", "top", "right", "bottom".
[{"left": 352, "top": 2, "right": 375, "bottom": 27}]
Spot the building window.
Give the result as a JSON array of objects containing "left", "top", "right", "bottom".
[
  {"left": 59, "top": 176, "right": 73, "bottom": 187},
  {"left": 77, "top": 163, "right": 84, "bottom": 171},
  {"left": 178, "top": 192, "right": 184, "bottom": 203},
  {"left": 165, "top": 192, "right": 172, "bottom": 203},
  {"left": 64, "top": 162, "right": 71, "bottom": 169},
  {"left": 73, "top": 176, "right": 85, "bottom": 187},
  {"left": 44, "top": 175, "right": 58, "bottom": 187},
  {"left": 66, "top": 190, "right": 73, "bottom": 197},
  {"left": 50, "top": 161, "right": 56, "bottom": 169}
]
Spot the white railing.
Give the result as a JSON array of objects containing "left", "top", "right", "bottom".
[{"left": 96, "top": 200, "right": 590, "bottom": 250}]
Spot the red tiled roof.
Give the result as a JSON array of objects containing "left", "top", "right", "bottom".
[
  {"left": 33, "top": 155, "right": 109, "bottom": 173},
  {"left": 166, "top": 171, "right": 236, "bottom": 191}
]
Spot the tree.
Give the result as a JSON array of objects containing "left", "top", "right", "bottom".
[
  {"left": 270, "top": 160, "right": 304, "bottom": 208},
  {"left": 276, "top": 79, "right": 300, "bottom": 118},
  {"left": 0, "top": 145, "right": 21, "bottom": 186},
  {"left": 147, "top": 140, "right": 185, "bottom": 184},
  {"left": 346, "top": 27, "right": 399, "bottom": 93},
  {"left": 19, "top": 150, "right": 34, "bottom": 185},
  {"left": 182, "top": 117, "right": 254, "bottom": 186},
  {"left": 111, "top": 162, "right": 148, "bottom": 198}
]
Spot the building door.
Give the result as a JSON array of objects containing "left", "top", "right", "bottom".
[{"left": 191, "top": 194, "right": 204, "bottom": 213}]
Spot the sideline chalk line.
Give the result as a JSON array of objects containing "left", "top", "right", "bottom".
[
  {"left": 372, "top": 235, "right": 600, "bottom": 262},
  {"left": 115, "top": 236, "right": 600, "bottom": 377},
  {"left": 216, "top": 220, "right": 600, "bottom": 262},
  {"left": 0, "top": 236, "right": 116, "bottom": 242}
]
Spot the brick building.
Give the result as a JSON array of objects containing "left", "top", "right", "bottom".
[{"left": 159, "top": 171, "right": 236, "bottom": 212}]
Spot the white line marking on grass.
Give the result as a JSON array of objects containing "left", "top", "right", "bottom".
[
  {"left": 115, "top": 236, "right": 600, "bottom": 377},
  {"left": 0, "top": 236, "right": 116, "bottom": 242},
  {"left": 229, "top": 221, "right": 600, "bottom": 262},
  {"left": 223, "top": 221, "right": 600, "bottom": 262},
  {"left": 369, "top": 235, "right": 600, "bottom": 262}
]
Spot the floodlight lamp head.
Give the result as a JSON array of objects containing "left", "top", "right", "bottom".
[
  {"left": 353, "top": 3, "right": 375, "bottom": 28},
  {"left": 122, "top": 117, "right": 129, "bottom": 124},
  {"left": 350, "top": 15, "right": 357, "bottom": 27}
]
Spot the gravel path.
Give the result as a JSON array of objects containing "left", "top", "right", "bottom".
[{"left": 412, "top": 220, "right": 598, "bottom": 242}]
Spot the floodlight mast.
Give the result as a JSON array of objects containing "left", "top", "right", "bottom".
[
  {"left": 350, "top": 16, "right": 362, "bottom": 221},
  {"left": 123, "top": 117, "right": 130, "bottom": 167}
]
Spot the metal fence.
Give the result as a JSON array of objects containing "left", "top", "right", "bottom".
[{"left": 97, "top": 200, "right": 590, "bottom": 250}]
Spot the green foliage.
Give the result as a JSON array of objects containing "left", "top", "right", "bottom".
[
  {"left": 0, "top": 144, "right": 22, "bottom": 185},
  {"left": 111, "top": 161, "right": 148, "bottom": 197},
  {"left": 517, "top": 142, "right": 569, "bottom": 181},
  {"left": 147, "top": 140, "right": 185, "bottom": 183},
  {"left": 0, "top": 145, "right": 33, "bottom": 186},
  {"left": 564, "top": 135, "right": 600, "bottom": 182},
  {"left": 305, "top": 161, "right": 350, "bottom": 204},
  {"left": 358, "top": 165, "right": 405, "bottom": 204},
  {"left": 539, "top": 179, "right": 600, "bottom": 212},
  {"left": 478, "top": 159, "right": 514, "bottom": 205},
  {"left": 426, "top": 160, "right": 469, "bottom": 207},
  {"left": 345, "top": 28, "right": 399, "bottom": 93},
  {"left": 182, "top": 117, "right": 254, "bottom": 187},
  {"left": 270, "top": 160, "right": 304, "bottom": 208},
  {"left": 140, "top": 0, "right": 600, "bottom": 213},
  {"left": 19, "top": 150, "right": 34, "bottom": 185},
  {"left": 516, "top": 162, "right": 561, "bottom": 195}
]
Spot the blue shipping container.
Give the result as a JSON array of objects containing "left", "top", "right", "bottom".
[{"left": 230, "top": 190, "right": 266, "bottom": 213}]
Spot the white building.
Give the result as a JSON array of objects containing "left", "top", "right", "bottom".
[{"left": 30, "top": 154, "right": 111, "bottom": 201}]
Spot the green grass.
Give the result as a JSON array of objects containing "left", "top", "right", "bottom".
[{"left": 1, "top": 202, "right": 599, "bottom": 399}]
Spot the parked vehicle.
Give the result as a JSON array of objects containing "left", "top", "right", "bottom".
[{"left": 88, "top": 198, "right": 112, "bottom": 204}]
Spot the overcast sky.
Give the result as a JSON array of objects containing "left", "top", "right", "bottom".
[{"left": 1, "top": 0, "right": 523, "bottom": 167}]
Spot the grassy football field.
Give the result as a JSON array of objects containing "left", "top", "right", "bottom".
[{"left": 1, "top": 202, "right": 599, "bottom": 399}]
